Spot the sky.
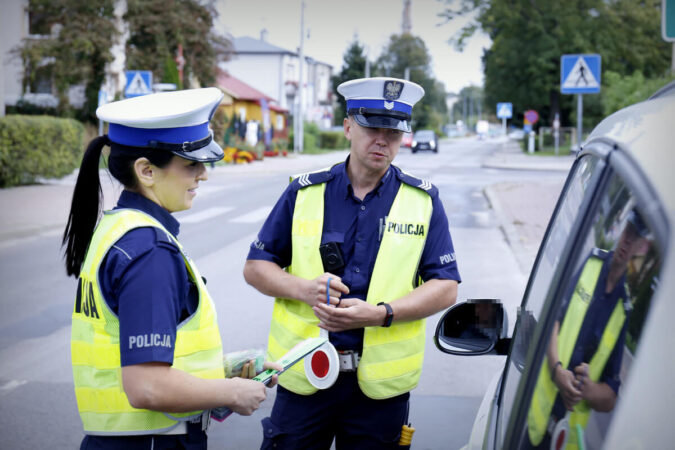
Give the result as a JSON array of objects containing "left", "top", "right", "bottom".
[{"left": 214, "top": 0, "right": 491, "bottom": 94}]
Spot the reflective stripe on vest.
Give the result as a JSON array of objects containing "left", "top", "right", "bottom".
[
  {"left": 527, "top": 256, "right": 626, "bottom": 447},
  {"left": 71, "top": 209, "right": 224, "bottom": 435},
  {"left": 267, "top": 182, "right": 432, "bottom": 399}
]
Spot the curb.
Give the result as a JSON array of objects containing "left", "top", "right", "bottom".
[{"left": 483, "top": 185, "right": 532, "bottom": 276}]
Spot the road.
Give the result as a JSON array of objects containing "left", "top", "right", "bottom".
[{"left": 0, "top": 137, "right": 567, "bottom": 449}]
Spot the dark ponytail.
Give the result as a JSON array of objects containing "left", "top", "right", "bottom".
[
  {"left": 62, "top": 135, "right": 108, "bottom": 277},
  {"left": 62, "top": 136, "right": 175, "bottom": 277}
]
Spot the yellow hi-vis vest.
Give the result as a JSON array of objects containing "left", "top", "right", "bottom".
[
  {"left": 266, "top": 179, "right": 432, "bottom": 399},
  {"left": 71, "top": 209, "right": 224, "bottom": 435},
  {"left": 527, "top": 255, "right": 626, "bottom": 448}
]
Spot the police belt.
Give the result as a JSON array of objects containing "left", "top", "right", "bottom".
[
  {"left": 158, "top": 410, "right": 211, "bottom": 435},
  {"left": 338, "top": 350, "right": 360, "bottom": 372}
]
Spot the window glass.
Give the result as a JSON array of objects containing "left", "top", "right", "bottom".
[
  {"left": 515, "top": 171, "right": 662, "bottom": 449},
  {"left": 497, "top": 155, "right": 602, "bottom": 446}
]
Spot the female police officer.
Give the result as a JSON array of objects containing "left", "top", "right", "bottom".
[{"left": 62, "top": 88, "right": 277, "bottom": 449}]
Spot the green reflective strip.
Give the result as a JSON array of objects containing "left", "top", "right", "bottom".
[
  {"left": 364, "top": 320, "right": 424, "bottom": 347},
  {"left": 174, "top": 346, "right": 224, "bottom": 374},
  {"left": 73, "top": 365, "right": 120, "bottom": 389},
  {"left": 79, "top": 410, "right": 176, "bottom": 434}
]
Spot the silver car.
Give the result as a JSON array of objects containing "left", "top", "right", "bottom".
[{"left": 435, "top": 82, "right": 675, "bottom": 449}]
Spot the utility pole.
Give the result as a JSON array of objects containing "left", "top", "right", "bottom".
[{"left": 295, "top": 0, "right": 305, "bottom": 154}]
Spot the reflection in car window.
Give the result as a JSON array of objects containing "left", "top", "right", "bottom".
[
  {"left": 519, "top": 172, "right": 661, "bottom": 449},
  {"left": 498, "top": 155, "right": 602, "bottom": 445}
]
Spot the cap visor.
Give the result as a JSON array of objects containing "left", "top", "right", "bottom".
[
  {"left": 171, "top": 139, "right": 224, "bottom": 163},
  {"left": 352, "top": 114, "right": 410, "bottom": 132}
]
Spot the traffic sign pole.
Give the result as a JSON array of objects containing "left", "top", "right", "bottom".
[
  {"left": 502, "top": 117, "right": 506, "bottom": 136},
  {"left": 577, "top": 94, "right": 583, "bottom": 151}
]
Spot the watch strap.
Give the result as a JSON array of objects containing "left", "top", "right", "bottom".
[{"left": 377, "top": 302, "right": 394, "bottom": 327}]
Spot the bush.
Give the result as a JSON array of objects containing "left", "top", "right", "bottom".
[
  {"left": 319, "top": 131, "right": 348, "bottom": 149},
  {"left": 0, "top": 115, "right": 85, "bottom": 187}
]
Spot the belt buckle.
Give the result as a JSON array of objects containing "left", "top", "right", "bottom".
[{"left": 338, "top": 350, "right": 360, "bottom": 372}]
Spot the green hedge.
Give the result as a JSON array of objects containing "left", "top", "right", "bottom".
[
  {"left": 0, "top": 115, "right": 85, "bottom": 187},
  {"left": 319, "top": 131, "right": 348, "bottom": 149}
]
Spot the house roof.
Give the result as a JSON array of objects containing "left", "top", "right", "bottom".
[
  {"left": 215, "top": 69, "right": 288, "bottom": 112},
  {"left": 232, "top": 36, "right": 332, "bottom": 68},
  {"left": 233, "top": 36, "right": 294, "bottom": 55}
]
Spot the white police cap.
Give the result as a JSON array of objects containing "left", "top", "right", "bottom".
[
  {"left": 337, "top": 77, "right": 424, "bottom": 132},
  {"left": 96, "top": 87, "right": 224, "bottom": 162}
]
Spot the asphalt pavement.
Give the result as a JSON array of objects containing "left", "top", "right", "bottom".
[{"left": 0, "top": 138, "right": 574, "bottom": 448}]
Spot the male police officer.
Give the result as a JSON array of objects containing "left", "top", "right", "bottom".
[
  {"left": 244, "top": 77, "right": 461, "bottom": 449},
  {"left": 527, "top": 209, "right": 652, "bottom": 449}
]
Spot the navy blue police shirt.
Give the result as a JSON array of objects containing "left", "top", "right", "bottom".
[
  {"left": 247, "top": 158, "right": 461, "bottom": 351},
  {"left": 99, "top": 190, "right": 199, "bottom": 367}
]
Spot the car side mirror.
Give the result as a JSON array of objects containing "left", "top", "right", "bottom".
[{"left": 434, "top": 299, "right": 510, "bottom": 356}]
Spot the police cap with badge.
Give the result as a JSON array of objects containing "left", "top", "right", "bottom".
[
  {"left": 337, "top": 77, "right": 425, "bottom": 132},
  {"left": 96, "top": 87, "right": 225, "bottom": 162}
]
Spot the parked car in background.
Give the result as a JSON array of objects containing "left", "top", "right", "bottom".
[
  {"left": 508, "top": 128, "right": 526, "bottom": 140},
  {"left": 401, "top": 132, "right": 413, "bottom": 148},
  {"left": 412, "top": 129, "right": 438, "bottom": 153},
  {"left": 434, "top": 82, "right": 675, "bottom": 449}
]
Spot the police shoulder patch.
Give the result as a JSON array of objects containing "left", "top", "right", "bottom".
[
  {"left": 290, "top": 166, "right": 334, "bottom": 190},
  {"left": 397, "top": 169, "right": 437, "bottom": 196}
]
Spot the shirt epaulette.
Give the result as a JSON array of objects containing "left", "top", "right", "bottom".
[
  {"left": 149, "top": 226, "right": 178, "bottom": 252},
  {"left": 396, "top": 169, "right": 437, "bottom": 196},
  {"left": 289, "top": 168, "right": 334, "bottom": 190},
  {"left": 591, "top": 248, "right": 610, "bottom": 259}
]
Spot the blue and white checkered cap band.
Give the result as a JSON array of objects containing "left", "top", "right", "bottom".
[
  {"left": 108, "top": 122, "right": 209, "bottom": 147},
  {"left": 346, "top": 99, "right": 412, "bottom": 116}
]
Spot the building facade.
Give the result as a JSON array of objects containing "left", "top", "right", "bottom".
[{"left": 220, "top": 34, "right": 333, "bottom": 129}]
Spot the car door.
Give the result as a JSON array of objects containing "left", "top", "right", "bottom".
[{"left": 491, "top": 143, "right": 667, "bottom": 449}]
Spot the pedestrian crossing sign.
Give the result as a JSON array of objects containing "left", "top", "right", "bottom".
[
  {"left": 561, "top": 54, "right": 601, "bottom": 94},
  {"left": 124, "top": 71, "right": 153, "bottom": 98},
  {"left": 497, "top": 102, "right": 513, "bottom": 119}
]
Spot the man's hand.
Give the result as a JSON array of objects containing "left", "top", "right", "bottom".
[
  {"left": 239, "top": 360, "right": 283, "bottom": 388},
  {"left": 312, "top": 298, "right": 385, "bottom": 332},
  {"left": 301, "top": 273, "right": 350, "bottom": 308},
  {"left": 553, "top": 365, "right": 583, "bottom": 411}
]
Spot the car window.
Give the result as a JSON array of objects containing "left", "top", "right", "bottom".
[
  {"left": 495, "top": 154, "right": 603, "bottom": 445},
  {"left": 413, "top": 130, "right": 434, "bottom": 139},
  {"left": 505, "top": 163, "right": 663, "bottom": 449}
]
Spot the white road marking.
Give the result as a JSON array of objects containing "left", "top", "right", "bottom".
[
  {"left": 229, "top": 206, "right": 272, "bottom": 224},
  {"left": 179, "top": 206, "right": 234, "bottom": 224},
  {"left": 0, "top": 380, "right": 27, "bottom": 393}
]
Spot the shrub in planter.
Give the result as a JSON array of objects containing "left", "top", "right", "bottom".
[{"left": 0, "top": 115, "right": 85, "bottom": 187}]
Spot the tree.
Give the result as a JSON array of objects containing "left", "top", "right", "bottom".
[
  {"left": 331, "top": 38, "right": 367, "bottom": 124},
  {"left": 17, "top": 0, "right": 117, "bottom": 121},
  {"left": 125, "top": 0, "right": 230, "bottom": 89},
  {"left": 375, "top": 34, "right": 447, "bottom": 131},
  {"left": 439, "top": 0, "right": 671, "bottom": 128},
  {"left": 452, "top": 85, "right": 484, "bottom": 129}
]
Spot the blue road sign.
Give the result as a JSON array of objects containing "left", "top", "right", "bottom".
[
  {"left": 561, "top": 54, "right": 601, "bottom": 94},
  {"left": 497, "top": 102, "right": 513, "bottom": 119},
  {"left": 664, "top": 0, "right": 675, "bottom": 41},
  {"left": 125, "top": 71, "right": 153, "bottom": 98}
]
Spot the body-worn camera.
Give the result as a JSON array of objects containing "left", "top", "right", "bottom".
[{"left": 319, "top": 241, "right": 345, "bottom": 272}]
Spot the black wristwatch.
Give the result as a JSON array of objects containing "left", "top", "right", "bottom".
[{"left": 377, "top": 302, "right": 394, "bottom": 327}]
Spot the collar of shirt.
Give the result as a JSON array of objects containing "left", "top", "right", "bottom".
[
  {"left": 115, "top": 190, "right": 180, "bottom": 237},
  {"left": 336, "top": 155, "right": 393, "bottom": 200}
]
